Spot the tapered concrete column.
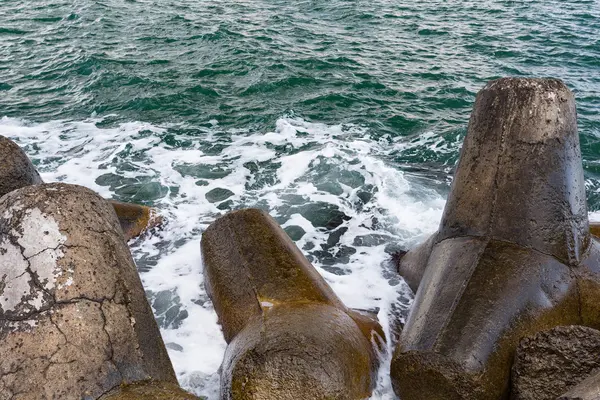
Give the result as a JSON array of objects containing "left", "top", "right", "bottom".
[
  {"left": 398, "top": 222, "right": 600, "bottom": 295},
  {"left": 438, "top": 78, "right": 587, "bottom": 264},
  {"left": 201, "top": 208, "right": 383, "bottom": 400},
  {"left": 391, "top": 78, "right": 600, "bottom": 400},
  {"left": 396, "top": 234, "right": 435, "bottom": 293},
  {"left": 0, "top": 183, "right": 181, "bottom": 399}
]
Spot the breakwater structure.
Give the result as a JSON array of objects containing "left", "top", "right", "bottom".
[
  {"left": 201, "top": 208, "right": 384, "bottom": 400},
  {"left": 2, "top": 77, "right": 600, "bottom": 399},
  {"left": 0, "top": 137, "right": 199, "bottom": 398},
  {"left": 393, "top": 77, "right": 600, "bottom": 400}
]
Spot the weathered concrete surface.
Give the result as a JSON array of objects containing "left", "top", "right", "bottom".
[
  {"left": 438, "top": 78, "right": 587, "bottom": 264},
  {"left": 0, "top": 135, "right": 42, "bottom": 199},
  {"left": 100, "top": 380, "right": 201, "bottom": 399},
  {"left": 0, "top": 183, "right": 177, "bottom": 399},
  {"left": 511, "top": 326, "right": 600, "bottom": 400},
  {"left": 558, "top": 370, "right": 600, "bottom": 400},
  {"left": 201, "top": 208, "right": 383, "bottom": 400},
  {"left": 391, "top": 78, "right": 600, "bottom": 400},
  {"left": 109, "top": 200, "right": 163, "bottom": 241}
]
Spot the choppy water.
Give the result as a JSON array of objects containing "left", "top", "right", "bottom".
[{"left": 1, "top": 1, "right": 600, "bottom": 398}]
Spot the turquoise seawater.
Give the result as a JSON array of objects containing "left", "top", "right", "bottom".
[{"left": 1, "top": 1, "right": 600, "bottom": 398}]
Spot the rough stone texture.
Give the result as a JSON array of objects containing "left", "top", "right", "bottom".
[
  {"left": 0, "top": 183, "right": 177, "bottom": 400},
  {"left": 391, "top": 78, "right": 600, "bottom": 400},
  {"left": 511, "top": 326, "right": 600, "bottom": 400},
  {"left": 99, "top": 380, "right": 201, "bottom": 399},
  {"left": 201, "top": 208, "right": 383, "bottom": 400},
  {"left": 222, "top": 303, "right": 375, "bottom": 400},
  {"left": 558, "top": 370, "right": 600, "bottom": 400},
  {"left": 109, "top": 200, "right": 163, "bottom": 241},
  {"left": 437, "top": 78, "right": 587, "bottom": 265},
  {"left": 0, "top": 135, "right": 42, "bottom": 199}
]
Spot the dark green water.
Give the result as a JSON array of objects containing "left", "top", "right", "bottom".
[
  {"left": 2, "top": 1, "right": 599, "bottom": 180},
  {"left": 1, "top": 1, "right": 600, "bottom": 397}
]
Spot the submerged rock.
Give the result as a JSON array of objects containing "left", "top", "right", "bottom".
[
  {"left": 295, "top": 202, "right": 350, "bottom": 229},
  {"left": 201, "top": 208, "right": 383, "bottom": 400},
  {"left": 148, "top": 289, "right": 189, "bottom": 329},
  {"left": 110, "top": 200, "right": 163, "bottom": 241},
  {"left": 511, "top": 326, "right": 600, "bottom": 400},
  {"left": 205, "top": 187, "right": 234, "bottom": 203},
  {"left": 283, "top": 225, "right": 306, "bottom": 241},
  {"left": 0, "top": 183, "right": 184, "bottom": 399},
  {"left": 391, "top": 78, "right": 600, "bottom": 399}
]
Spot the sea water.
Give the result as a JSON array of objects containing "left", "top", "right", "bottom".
[{"left": 1, "top": 1, "right": 599, "bottom": 398}]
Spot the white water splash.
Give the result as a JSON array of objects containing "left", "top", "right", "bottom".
[{"left": 0, "top": 115, "right": 447, "bottom": 399}]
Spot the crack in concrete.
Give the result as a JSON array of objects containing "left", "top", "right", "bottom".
[{"left": 98, "top": 303, "right": 122, "bottom": 384}]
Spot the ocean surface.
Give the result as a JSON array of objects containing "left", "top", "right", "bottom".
[{"left": 1, "top": 1, "right": 599, "bottom": 398}]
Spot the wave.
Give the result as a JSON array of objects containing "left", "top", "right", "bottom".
[{"left": 0, "top": 115, "right": 447, "bottom": 398}]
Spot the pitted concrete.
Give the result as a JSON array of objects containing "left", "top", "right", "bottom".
[
  {"left": 0, "top": 135, "right": 163, "bottom": 242},
  {"left": 512, "top": 326, "right": 600, "bottom": 400},
  {"left": 0, "top": 183, "right": 177, "bottom": 400}
]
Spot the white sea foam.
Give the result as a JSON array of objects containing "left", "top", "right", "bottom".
[{"left": 0, "top": 115, "right": 449, "bottom": 399}]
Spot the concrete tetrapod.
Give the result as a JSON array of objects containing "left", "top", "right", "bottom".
[
  {"left": 391, "top": 78, "right": 600, "bottom": 400},
  {"left": 395, "top": 234, "right": 435, "bottom": 293},
  {"left": 201, "top": 208, "right": 383, "bottom": 400},
  {"left": 99, "top": 381, "right": 200, "bottom": 399},
  {"left": 0, "top": 135, "right": 162, "bottom": 241},
  {"left": 0, "top": 183, "right": 198, "bottom": 399}
]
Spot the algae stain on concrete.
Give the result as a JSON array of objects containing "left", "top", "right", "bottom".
[{"left": 0, "top": 207, "right": 67, "bottom": 313}]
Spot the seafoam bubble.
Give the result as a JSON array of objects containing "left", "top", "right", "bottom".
[{"left": 0, "top": 115, "right": 448, "bottom": 399}]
